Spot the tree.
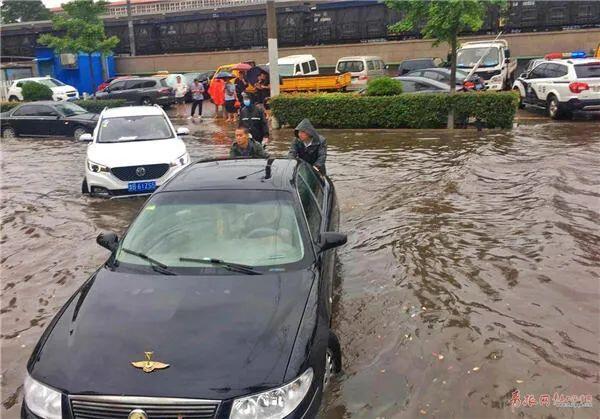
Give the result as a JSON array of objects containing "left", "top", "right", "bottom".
[
  {"left": 38, "top": 0, "right": 119, "bottom": 92},
  {"left": 385, "top": 0, "right": 506, "bottom": 128},
  {"left": 0, "top": 0, "right": 51, "bottom": 24}
]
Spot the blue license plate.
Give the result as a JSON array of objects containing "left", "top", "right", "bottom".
[{"left": 128, "top": 181, "right": 156, "bottom": 193}]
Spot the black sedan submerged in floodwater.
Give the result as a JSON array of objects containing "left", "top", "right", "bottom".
[{"left": 23, "top": 159, "right": 346, "bottom": 419}]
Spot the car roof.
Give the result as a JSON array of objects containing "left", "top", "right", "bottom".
[
  {"left": 278, "top": 55, "right": 315, "bottom": 64},
  {"left": 337, "top": 56, "right": 383, "bottom": 61},
  {"left": 102, "top": 106, "right": 164, "bottom": 118},
  {"left": 13, "top": 76, "right": 53, "bottom": 82},
  {"left": 13, "top": 100, "right": 57, "bottom": 106},
  {"left": 160, "top": 159, "right": 299, "bottom": 192},
  {"left": 562, "top": 58, "right": 600, "bottom": 65}
]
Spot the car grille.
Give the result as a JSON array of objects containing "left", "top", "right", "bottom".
[
  {"left": 475, "top": 69, "right": 501, "bottom": 80},
  {"left": 111, "top": 164, "right": 169, "bottom": 181},
  {"left": 67, "top": 92, "right": 77, "bottom": 97},
  {"left": 70, "top": 395, "right": 220, "bottom": 419}
]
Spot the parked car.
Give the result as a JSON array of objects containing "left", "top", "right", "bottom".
[
  {"left": 393, "top": 76, "right": 454, "bottom": 93},
  {"left": 397, "top": 58, "right": 440, "bottom": 76},
  {"left": 95, "top": 77, "right": 174, "bottom": 106},
  {"left": 80, "top": 105, "right": 190, "bottom": 196},
  {"left": 456, "top": 39, "right": 517, "bottom": 90},
  {"left": 272, "top": 54, "right": 319, "bottom": 77},
  {"left": 22, "top": 158, "right": 346, "bottom": 419},
  {"left": 7, "top": 76, "right": 79, "bottom": 102},
  {"left": 0, "top": 101, "right": 97, "bottom": 139},
  {"left": 335, "top": 55, "right": 386, "bottom": 90},
  {"left": 96, "top": 75, "right": 137, "bottom": 92},
  {"left": 405, "top": 68, "right": 484, "bottom": 90},
  {"left": 512, "top": 57, "right": 600, "bottom": 119}
]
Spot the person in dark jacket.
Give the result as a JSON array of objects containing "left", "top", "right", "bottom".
[
  {"left": 230, "top": 127, "right": 269, "bottom": 159},
  {"left": 239, "top": 93, "right": 269, "bottom": 144},
  {"left": 288, "top": 118, "right": 327, "bottom": 175}
]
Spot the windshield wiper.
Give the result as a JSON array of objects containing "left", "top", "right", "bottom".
[
  {"left": 121, "top": 248, "right": 176, "bottom": 275},
  {"left": 179, "top": 257, "right": 262, "bottom": 275}
]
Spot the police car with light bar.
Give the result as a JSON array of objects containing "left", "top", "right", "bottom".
[{"left": 512, "top": 51, "right": 600, "bottom": 119}]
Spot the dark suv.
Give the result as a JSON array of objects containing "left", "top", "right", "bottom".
[{"left": 95, "top": 77, "right": 174, "bottom": 106}]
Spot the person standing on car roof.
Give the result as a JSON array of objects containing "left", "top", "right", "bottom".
[
  {"left": 189, "top": 79, "right": 205, "bottom": 120},
  {"left": 229, "top": 127, "right": 269, "bottom": 159},
  {"left": 239, "top": 92, "right": 269, "bottom": 145},
  {"left": 288, "top": 118, "right": 327, "bottom": 175}
]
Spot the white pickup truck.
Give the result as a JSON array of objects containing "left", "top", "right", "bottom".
[{"left": 456, "top": 40, "right": 517, "bottom": 91}]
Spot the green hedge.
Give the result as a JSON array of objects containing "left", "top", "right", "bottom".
[
  {"left": 365, "top": 77, "right": 403, "bottom": 96},
  {"left": 22, "top": 81, "right": 53, "bottom": 101},
  {"left": 271, "top": 91, "right": 519, "bottom": 129},
  {"left": 0, "top": 99, "right": 127, "bottom": 114}
]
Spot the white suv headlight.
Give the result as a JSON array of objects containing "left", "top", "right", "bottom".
[
  {"left": 87, "top": 160, "right": 110, "bottom": 173},
  {"left": 170, "top": 153, "right": 189, "bottom": 167},
  {"left": 230, "top": 368, "right": 313, "bottom": 419},
  {"left": 24, "top": 374, "right": 62, "bottom": 419}
]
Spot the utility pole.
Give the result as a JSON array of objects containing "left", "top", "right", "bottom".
[
  {"left": 266, "top": 0, "right": 279, "bottom": 128},
  {"left": 126, "top": 0, "right": 136, "bottom": 56}
]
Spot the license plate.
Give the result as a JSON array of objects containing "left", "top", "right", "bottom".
[{"left": 128, "top": 181, "right": 156, "bottom": 193}]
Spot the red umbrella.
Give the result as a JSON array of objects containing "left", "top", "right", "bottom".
[{"left": 231, "top": 63, "right": 252, "bottom": 71}]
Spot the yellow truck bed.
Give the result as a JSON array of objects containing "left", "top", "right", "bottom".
[{"left": 279, "top": 73, "right": 351, "bottom": 92}]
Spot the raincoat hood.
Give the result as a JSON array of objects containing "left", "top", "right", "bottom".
[{"left": 294, "top": 118, "right": 321, "bottom": 142}]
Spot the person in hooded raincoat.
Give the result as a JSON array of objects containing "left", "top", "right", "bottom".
[{"left": 288, "top": 118, "right": 327, "bottom": 175}]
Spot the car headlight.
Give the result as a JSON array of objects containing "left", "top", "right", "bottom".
[
  {"left": 170, "top": 153, "right": 189, "bottom": 167},
  {"left": 490, "top": 75, "right": 503, "bottom": 83},
  {"left": 230, "top": 368, "right": 313, "bottom": 419},
  {"left": 87, "top": 160, "right": 109, "bottom": 173},
  {"left": 24, "top": 374, "right": 62, "bottom": 419}
]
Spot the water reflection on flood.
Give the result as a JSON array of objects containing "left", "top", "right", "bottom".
[{"left": 1, "top": 118, "right": 599, "bottom": 418}]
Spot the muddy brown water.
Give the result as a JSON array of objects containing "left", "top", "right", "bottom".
[{"left": 1, "top": 117, "right": 599, "bottom": 418}]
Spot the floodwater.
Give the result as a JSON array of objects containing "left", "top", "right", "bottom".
[{"left": 1, "top": 114, "right": 599, "bottom": 419}]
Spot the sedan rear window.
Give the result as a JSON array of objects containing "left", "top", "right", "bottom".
[
  {"left": 575, "top": 63, "right": 600, "bottom": 78},
  {"left": 337, "top": 61, "right": 364, "bottom": 73},
  {"left": 116, "top": 191, "right": 305, "bottom": 270},
  {"left": 98, "top": 115, "right": 173, "bottom": 143}
]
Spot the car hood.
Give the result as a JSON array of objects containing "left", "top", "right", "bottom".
[
  {"left": 52, "top": 85, "right": 78, "bottom": 93},
  {"left": 67, "top": 113, "right": 99, "bottom": 122},
  {"left": 28, "top": 268, "right": 315, "bottom": 399},
  {"left": 88, "top": 139, "right": 186, "bottom": 167}
]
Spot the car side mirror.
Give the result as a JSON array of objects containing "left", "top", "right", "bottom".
[
  {"left": 520, "top": 72, "right": 527, "bottom": 79},
  {"left": 79, "top": 133, "right": 93, "bottom": 142},
  {"left": 96, "top": 232, "right": 119, "bottom": 252},
  {"left": 318, "top": 232, "right": 347, "bottom": 252},
  {"left": 505, "top": 49, "right": 511, "bottom": 58},
  {"left": 176, "top": 127, "right": 189, "bottom": 136}
]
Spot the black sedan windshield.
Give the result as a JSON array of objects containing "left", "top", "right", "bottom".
[
  {"left": 55, "top": 103, "right": 87, "bottom": 116},
  {"left": 115, "top": 190, "right": 306, "bottom": 271}
]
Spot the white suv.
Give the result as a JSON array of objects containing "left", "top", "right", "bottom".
[
  {"left": 80, "top": 105, "right": 190, "bottom": 197},
  {"left": 7, "top": 77, "right": 79, "bottom": 101},
  {"left": 513, "top": 58, "right": 600, "bottom": 119}
]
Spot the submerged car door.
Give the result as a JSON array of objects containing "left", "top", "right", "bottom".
[
  {"left": 10, "top": 104, "right": 56, "bottom": 136},
  {"left": 123, "top": 79, "right": 146, "bottom": 104},
  {"left": 297, "top": 163, "right": 336, "bottom": 319},
  {"left": 34, "top": 104, "right": 63, "bottom": 136}
]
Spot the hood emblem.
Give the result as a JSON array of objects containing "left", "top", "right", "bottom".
[
  {"left": 128, "top": 409, "right": 148, "bottom": 419},
  {"left": 131, "top": 351, "right": 170, "bottom": 373},
  {"left": 136, "top": 167, "right": 146, "bottom": 177}
]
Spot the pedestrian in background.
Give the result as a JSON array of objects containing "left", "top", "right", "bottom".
[
  {"left": 254, "top": 72, "right": 271, "bottom": 119},
  {"left": 239, "top": 93, "right": 269, "bottom": 145},
  {"left": 208, "top": 77, "right": 225, "bottom": 119},
  {"left": 224, "top": 79, "right": 238, "bottom": 123},
  {"left": 189, "top": 78, "right": 205, "bottom": 120},
  {"left": 173, "top": 75, "right": 188, "bottom": 119},
  {"left": 288, "top": 118, "right": 327, "bottom": 175},
  {"left": 235, "top": 72, "right": 248, "bottom": 105}
]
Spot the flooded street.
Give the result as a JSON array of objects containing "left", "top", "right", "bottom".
[{"left": 1, "top": 116, "right": 599, "bottom": 418}]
